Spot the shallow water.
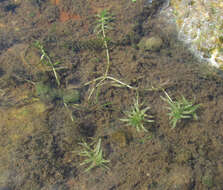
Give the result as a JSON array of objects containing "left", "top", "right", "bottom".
[{"left": 1, "top": 0, "right": 223, "bottom": 189}]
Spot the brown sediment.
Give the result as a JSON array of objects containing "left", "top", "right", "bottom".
[
  {"left": 50, "top": 0, "right": 60, "bottom": 6},
  {"left": 59, "top": 10, "right": 81, "bottom": 22}
]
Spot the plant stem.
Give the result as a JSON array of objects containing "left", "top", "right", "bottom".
[
  {"left": 106, "top": 76, "right": 137, "bottom": 89},
  {"left": 101, "top": 20, "right": 110, "bottom": 77},
  {"left": 37, "top": 42, "right": 60, "bottom": 87},
  {"left": 44, "top": 51, "right": 60, "bottom": 87}
]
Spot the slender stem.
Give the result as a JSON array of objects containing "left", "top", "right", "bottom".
[
  {"left": 101, "top": 21, "right": 110, "bottom": 77},
  {"left": 64, "top": 102, "right": 74, "bottom": 122},
  {"left": 44, "top": 52, "right": 60, "bottom": 87},
  {"left": 96, "top": 77, "right": 106, "bottom": 87},
  {"left": 39, "top": 43, "right": 60, "bottom": 87},
  {"left": 84, "top": 76, "right": 105, "bottom": 86},
  {"left": 104, "top": 44, "right": 110, "bottom": 77},
  {"left": 106, "top": 76, "right": 137, "bottom": 89},
  {"left": 52, "top": 66, "right": 60, "bottom": 86}
]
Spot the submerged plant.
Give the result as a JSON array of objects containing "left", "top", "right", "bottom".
[
  {"left": 120, "top": 94, "right": 154, "bottom": 132},
  {"left": 94, "top": 9, "right": 113, "bottom": 78},
  {"left": 84, "top": 10, "right": 168, "bottom": 102},
  {"left": 85, "top": 10, "right": 138, "bottom": 100},
  {"left": 78, "top": 138, "right": 110, "bottom": 172},
  {"left": 34, "top": 41, "right": 61, "bottom": 86},
  {"left": 161, "top": 91, "right": 200, "bottom": 129},
  {"left": 95, "top": 10, "right": 113, "bottom": 37}
]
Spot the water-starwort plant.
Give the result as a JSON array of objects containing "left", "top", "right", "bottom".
[
  {"left": 95, "top": 10, "right": 113, "bottom": 37},
  {"left": 161, "top": 91, "right": 200, "bottom": 129},
  {"left": 35, "top": 41, "right": 61, "bottom": 86},
  {"left": 78, "top": 138, "right": 110, "bottom": 172},
  {"left": 120, "top": 94, "right": 154, "bottom": 132},
  {"left": 34, "top": 41, "right": 78, "bottom": 122},
  {"left": 94, "top": 9, "right": 113, "bottom": 77},
  {"left": 84, "top": 10, "right": 168, "bottom": 101},
  {"left": 84, "top": 10, "right": 137, "bottom": 100}
]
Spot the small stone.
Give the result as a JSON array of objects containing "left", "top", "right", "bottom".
[{"left": 138, "top": 36, "right": 163, "bottom": 51}]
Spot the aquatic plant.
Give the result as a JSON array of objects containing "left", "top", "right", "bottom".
[
  {"left": 120, "top": 94, "right": 154, "bottom": 132},
  {"left": 78, "top": 138, "right": 110, "bottom": 172},
  {"left": 34, "top": 41, "right": 61, "bottom": 86},
  {"left": 161, "top": 91, "right": 200, "bottom": 129},
  {"left": 84, "top": 10, "right": 167, "bottom": 101},
  {"left": 85, "top": 10, "right": 137, "bottom": 100},
  {"left": 94, "top": 9, "right": 113, "bottom": 77},
  {"left": 95, "top": 10, "right": 113, "bottom": 37}
]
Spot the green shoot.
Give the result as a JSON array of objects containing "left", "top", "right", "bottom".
[
  {"left": 94, "top": 10, "right": 113, "bottom": 37},
  {"left": 161, "top": 91, "right": 200, "bottom": 129},
  {"left": 78, "top": 138, "right": 110, "bottom": 172},
  {"left": 120, "top": 94, "right": 154, "bottom": 132},
  {"left": 94, "top": 10, "right": 113, "bottom": 77}
]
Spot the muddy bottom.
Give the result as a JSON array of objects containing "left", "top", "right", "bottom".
[{"left": 0, "top": 0, "right": 223, "bottom": 190}]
